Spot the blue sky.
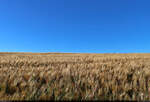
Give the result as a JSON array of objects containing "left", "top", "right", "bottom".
[{"left": 0, "top": 0, "right": 150, "bottom": 53}]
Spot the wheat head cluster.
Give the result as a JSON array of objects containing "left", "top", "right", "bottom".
[{"left": 0, "top": 53, "right": 150, "bottom": 100}]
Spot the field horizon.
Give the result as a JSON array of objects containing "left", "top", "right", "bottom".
[{"left": 1, "top": 52, "right": 150, "bottom": 55}]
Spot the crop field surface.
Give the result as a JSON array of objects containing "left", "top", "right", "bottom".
[{"left": 0, "top": 53, "right": 150, "bottom": 100}]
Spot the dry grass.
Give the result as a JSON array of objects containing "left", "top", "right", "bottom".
[{"left": 0, "top": 53, "right": 150, "bottom": 101}]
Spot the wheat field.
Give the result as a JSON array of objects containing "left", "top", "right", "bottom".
[{"left": 0, "top": 52, "right": 150, "bottom": 101}]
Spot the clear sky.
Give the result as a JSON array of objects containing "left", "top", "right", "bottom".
[{"left": 0, "top": 0, "right": 150, "bottom": 53}]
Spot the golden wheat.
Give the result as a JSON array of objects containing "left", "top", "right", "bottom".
[{"left": 0, "top": 53, "right": 150, "bottom": 100}]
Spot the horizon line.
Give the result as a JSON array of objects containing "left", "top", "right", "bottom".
[{"left": 0, "top": 52, "right": 150, "bottom": 54}]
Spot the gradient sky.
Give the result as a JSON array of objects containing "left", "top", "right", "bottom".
[{"left": 0, "top": 0, "right": 150, "bottom": 53}]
